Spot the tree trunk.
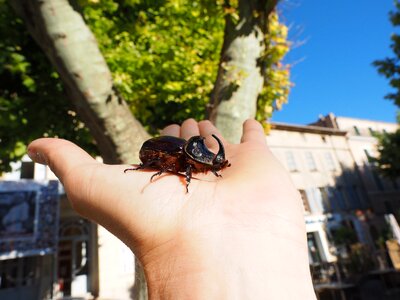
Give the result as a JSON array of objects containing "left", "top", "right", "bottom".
[
  {"left": 208, "top": 0, "right": 277, "bottom": 143},
  {"left": 10, "top": 0, "right": 150, "bottom": 164},
  {"left": 10, "top": 0, "right": 149, "bottom": 299}
]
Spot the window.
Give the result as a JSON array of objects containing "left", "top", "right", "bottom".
[
  {"left": 58, "top": 218, "right": 91, "bottom": 296},
  {"left": 299, "top": 190, "right": 311, "bottom": 213},
  {"left": 305, "top": 152, "right": 317, "bottom": 171},
  {"left": 336, "top": 186, "right": 350, "bottom": 210},
  {"left": 348, "top": 185, "right": 362, "bottom": 209},
  {"left": 0, "top": 257, "right": 40, "bottom": 290},
  {"left": 285, "top": 151, "right": 297, "bottom": 172},
  {"left": 353, "top": 126, "right": 361, "bottom": 136},
  {"left": 307, "top": 232, "right": 322, "bottom": 265},
  {"left": 327, "top": 187, "right": 339, "bottom": 211},
  {"left": 324, "top": 152, "right": 336, "bottom": 171},
  {"left": 368, "top": 127, "right": 376, "bottom": 136},
  {"left": 363, "top": 149, "right": 374, "bottom": 164},
  {"left": 20, "top": 161, "right": 34, "bottom": 179},
  {"left": 341, "top": 186, "right": 361, "bottom": 210},
  {"left": 372, "top": 170, "right": 384, "bottom": 191},
  {"left": 319, "top": 187, "right": 331, "bottom": 212}
]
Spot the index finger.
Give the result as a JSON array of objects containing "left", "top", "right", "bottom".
[{"left": 161, "top": 124, "right": 180, "bottom": 137}]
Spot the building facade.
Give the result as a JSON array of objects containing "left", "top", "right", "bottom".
[
  {"left": 312, "top": 113, "right": 400, "bottom": 214},
  {"left": 266, "top": 121, "right": 365, "bottom": 266},
  {"left": 1, "top": 157, "right": 136, "bottom": 299},
  {"left": 267, "top": 113, "right": 400, "bottom": 279}
]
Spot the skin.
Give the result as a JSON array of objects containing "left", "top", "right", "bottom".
[{"left": 27, "top": 119, "right": 316, "bottom": 300}]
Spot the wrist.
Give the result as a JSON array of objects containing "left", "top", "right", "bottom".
[{"left": 141, "top": 226, "right": 316, "bottom": 299}]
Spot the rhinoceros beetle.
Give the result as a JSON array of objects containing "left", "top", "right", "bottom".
[{"left": 124, "top": 134, "right": 230, "bottom": 192}]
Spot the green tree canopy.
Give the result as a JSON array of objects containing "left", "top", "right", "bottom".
[
  {"left": 80, "top": 0, "right": 225, "bottom": 133},
  {"left": 373, "top": 0, "right": 400, "bottom": 179},
  {"left": 374, "top": 129, "right": 400, "bottom": 179},
  {"left": 0, "top": 1, "right": 96, "bottom": 170},
  {"left": 0, "top": 0, "right": 290, "bottom": 172}
]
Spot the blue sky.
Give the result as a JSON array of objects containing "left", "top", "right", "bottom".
[{"left": 272, "top": 0, "right": 398, "bottom": 125}]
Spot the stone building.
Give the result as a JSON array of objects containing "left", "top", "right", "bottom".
[
  {"left": 311, "top": 113, "right": 400, "bottom": 214},
  {"left": 266, "top": 121, "right": 363, "bottom": 265},
  {"left": 267, "top": 113, "right": 400, "bottom": 274}
]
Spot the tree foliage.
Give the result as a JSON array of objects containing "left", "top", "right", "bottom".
[
  {"left": 257, "top": 10, "right": 291, "bottom": 122},
  {"left": 0, "top": 1, "right": 96, "bottom": 171},
  {"left": 373, "top": 0, "right": 400, "bottom": 179},
  {"left": 0, "top": 0, "right": 290, "bottom": 172},
  {"left": 79, "top": 0, "right": 225, "bottom": 133},
  {"left": 374, "top": 129, "right": 400, "bottom": 179}
]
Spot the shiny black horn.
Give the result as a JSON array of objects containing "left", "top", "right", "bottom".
[{"left": 212, "top": 134, "right": 225, "bottom": 164}]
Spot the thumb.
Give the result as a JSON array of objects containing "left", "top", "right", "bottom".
[
  {"left": 27, "top": 138, "right": 106, "bottom": 220},
  {"left": 27, "top": 138, "right": 97, "bottom": 184}
]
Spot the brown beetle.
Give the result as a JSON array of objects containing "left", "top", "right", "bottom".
[{"left": 124, "top": 134, "right": 230, "bottom": 192}]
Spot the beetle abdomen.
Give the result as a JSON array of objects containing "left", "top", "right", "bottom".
[
  {"left": 141, "top": 136, "right": 186, "bottom": 153},
  {"left": 140, "top": 149, "right": 184, "bottom": 172},
  {"left": 139, "top": 136, "right": 187, "bottom": 173}
]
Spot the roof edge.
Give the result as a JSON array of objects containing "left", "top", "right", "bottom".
[{"left": 269, "top": 122, "right": 347, "bottom": 135}]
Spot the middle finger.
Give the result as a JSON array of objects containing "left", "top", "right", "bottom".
[{"left": 181, "top": 119, "right": 200, "bottom": 140}]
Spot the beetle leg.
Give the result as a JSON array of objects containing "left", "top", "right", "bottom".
[
  {"left": 124, "top": 164, "right": 144, "bottom": 173},
  {"left": 185, "top": 165, "right": 192, "bottom": 193},
  {"left": 212, "top": 170, "right": 222, "bottom": 178},
  {"left": 124, "top": 158, "right": 160, "bottom": 173},
  {"left": 150, "top": 170, "right": 165, "bottom": 181}
]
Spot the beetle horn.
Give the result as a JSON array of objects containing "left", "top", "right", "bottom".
[{"left": 212, "top": 134, "right": 225, "bottom": 164}]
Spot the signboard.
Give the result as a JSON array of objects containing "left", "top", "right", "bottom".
[{"left": 0, "top": 180, "right": 59, "bottom": 259}]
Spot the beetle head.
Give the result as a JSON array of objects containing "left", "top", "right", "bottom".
[{"left": 185, "top": 134, "right": 227, "bottom": 167}]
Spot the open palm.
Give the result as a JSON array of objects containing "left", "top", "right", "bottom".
[{"left": 28, "top": 119, "right": 315, "bottom": 299}]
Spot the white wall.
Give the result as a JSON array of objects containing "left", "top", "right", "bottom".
[{"left": 97, "top": 225, "right": 135, "bottom": 300}]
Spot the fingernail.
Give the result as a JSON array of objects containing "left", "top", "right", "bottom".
[{"left": 27, "top": 149, "right": 48, "bottom": 165}]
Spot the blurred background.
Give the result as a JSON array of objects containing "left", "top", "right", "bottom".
[{"left": 0, "top": 0, "right": 399, "bottom": 299}]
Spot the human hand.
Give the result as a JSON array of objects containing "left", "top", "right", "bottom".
[{"left": 28, "top": 119, "right": 316, "bottom": 299}]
